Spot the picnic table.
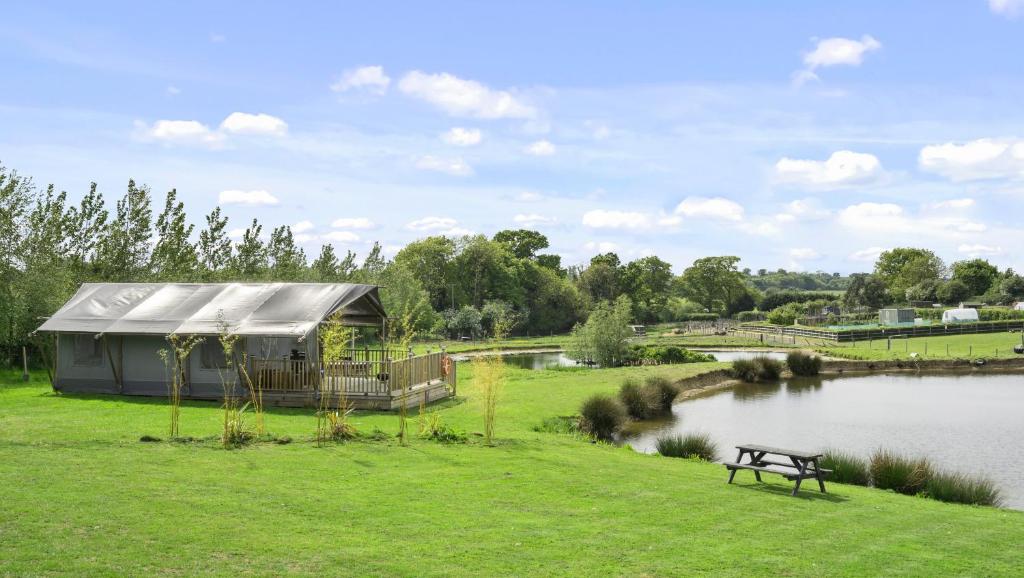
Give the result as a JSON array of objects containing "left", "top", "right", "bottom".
[{"left": 724, "top": 444, "right": 830, "bottom": 496}]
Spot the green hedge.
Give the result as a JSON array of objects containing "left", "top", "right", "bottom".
[{"left": 674, "top": 313, "right": 719, "bottom": 322}]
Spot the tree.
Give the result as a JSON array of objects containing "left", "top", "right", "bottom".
[
  {"left": 677, "top": 256, "right": 746, "bottom": 315},
  {"left": 197, "top": 207, "right": 232, "bottom": 277},
  {"left": 377, "top": 262, "right": 436, "bottom": 340},
  {"left": 357, "top": 241, "right": 387, "bottom": 281},
  {"left": 232, "top": 219, "right": 267, "bottom": 279},
  {"left": 95, "top": 179, "right": 153, "bottom": 281},
  {"left": 951, "top": 259, "right": 999, "bottom": 297},
  {"left": 843, "top": 274, "right": 889, "bottom": 309},
  {"left": 394, "top": 236, "right": 455, "bottom": 310},
  {"left": 565, "top": 295, "right": 633, "bottom": 367},
  {"left": 535, "top": 253, "right": 562, "bottom": 272},
  {"left": 444, "top": 305, "right": 483, "bottom": 339},
  {"left": 450, "top": 236, "right": 522, "bottom": 309},
  {"left": 621, "top": 256, "right": 674, "bottom": 322},
  {"left": 267, "top": 225, "right": 306, "bottom": 279},
  {"left": 150, "top": 189, "right": 198, "bottom": 280},
  {"left": 936, "top": 279, "right": 972, "bottom": 305},
  {"left": 577, "top": 253, "right": 622, "bottom": 303},
  {"left": 492, "top": 229, "right": 549, "bottom": 260},
  {"left": 905, "top": 279, "right": 940, "bottom": 302},
  {"left": 311, "top": 244, "right": 341, "bottom": 281},
  {"left": 480, "top": 300, "right": 524, "bottom": 338},
  {"left": 873, "top": 248, "right": 945, "bottom": 302},
  {"left": 65, "top": 182, "right": 108, "bottom": 272}
]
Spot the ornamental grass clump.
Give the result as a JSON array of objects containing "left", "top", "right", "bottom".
[
  {"left": 730, "top": 359, "right": 760, "bottom": 383},
  {"left": 579, "top": 394, "right": 627, "bottom": 441},
  {"left": 870, "top": 449, "right": 932, "bottom": 496},
  {"left": 924, "top": 471, "right": 1002, "bottom": 507},
  {"left": 644, "top": 375, "right": 680, "bottom": 413},
  {"left": 820, "top": 449, "right": 871, "bottom": 486},
  {"left": 786, "top": 351, "right": 823, "bottom": 376},
  {"left": 655, "top": 433, "right": 718, "bottom": 461},
  {"left": 755, "top": 356, "right": 783, "bottom": 380},
  {"left": 473, "top": 355, "right": 505, "bottom": 446},
  {"left": 618, "top": 378, "right": 657, "bottom": 420}
]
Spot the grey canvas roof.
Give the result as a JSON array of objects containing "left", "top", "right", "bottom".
[{"left": 36, "top": 282, "right": 386, "bottom": 337}]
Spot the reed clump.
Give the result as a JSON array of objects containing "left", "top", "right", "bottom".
[
  {"left": 820, "top": 449, "right": 870, "bottom": 486},
  {"left": 655, "top": 433, "right": 718, "bottom": 461},
  {"left": 730, "top": 356, "right": 783, "bottom": 382},
  {"left": 579, "top": 394, "right": 627, "bottom": 441},
  {"left": 869, "top": 449, "right": 932, "bottom": 496},
  {"left": 786, "top": 351, "right": 823, "bottom": 376},
  {"left": 473, "top": 355, "right": 505, "bottom": 446}
]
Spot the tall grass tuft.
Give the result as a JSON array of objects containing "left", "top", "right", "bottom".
[
  {"left": 870, "top": 449, "right": 932, "bottom": 496},
  {"left": 754, "top": 356, "right": 783, "bottom": 380},
  {"left": 924, "top": 471, "right": 1003, "bottom": 507},
  {"left": 618, "top": 378, "right": 656, "bottom": 420},
  {"left": 158, "top": 334, "right": 203, "bottom": 438},
  {"left": 786, "top": 351, "right": 823, "bottom": 376},
  {"left": 655, "top": 433, "right": 718, "bottom": 461},
  {"left": 730, "top": 358, "right": 760, "bottom": 382},
  {"left": 820, "top": 449, "right": 870, "bottom": 486},
  {"left": 473, "top": 355, "right": 505, "bottom": 446},
  {"left": 644, "top": 376, "right": 680, "bottom": 412},
  {"left": 579, "top": 394, "right": 627, "bottom": 441}
]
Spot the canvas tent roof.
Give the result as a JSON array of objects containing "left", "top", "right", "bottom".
[{"left": 35, "top": 283, "right": 386, "bottom": 337}]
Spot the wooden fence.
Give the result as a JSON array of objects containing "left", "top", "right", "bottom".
[
  {"left": 734, "top": 320, "right": 1024, "bottom": 343},
  {"left": 250, "top": 349, "right": 449, "bottom": 396}
]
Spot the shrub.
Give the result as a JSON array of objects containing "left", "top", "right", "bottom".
[
  {"left": 786, "top": 351, "right": 823, "bottom": 376},
  {"left": 734, "top": 310, "right": 765, "bottom": 322},
  {"left": 731, "top": 358, "right": 760, "bottom": 382},
  {"left": 924, "top": 471, "right": 1002, "bottom": 507},
  {"left": 655, "top": 433, "right": 718, "bottom": 461},
  {"left": 326, "top": 409, "right": 358, "bottom": 441},
  {"left": 820, "top": 449, "right": 870, "bottom": 486},
  {"left": 870, "top": 449, "right": 932, "bottom": 496},
  {"left": 618, "top": 379, "right": 657, "bottom": 420},
  {"left": 625, "top": 344, "right": 716, "bottom": 365},
  {"left": 755, "top": 356, "right": 783, "bottom": 380},
  {"left": 766, "top": 302, "right": 805, "bottom": 325},
  {"left": 579, "top": 394, "right": 627, "bottom": 440},
  {"left": 644, "top": 376, "right": 680, "bottom": 412}
]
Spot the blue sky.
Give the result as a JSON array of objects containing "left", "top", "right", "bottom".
[{"left": 3, "top": 1, "right": 1024, "bottom": 273}]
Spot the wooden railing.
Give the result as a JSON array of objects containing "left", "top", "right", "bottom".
[{"left": 250, "top": 349, "right": 450, "bottom": 396}]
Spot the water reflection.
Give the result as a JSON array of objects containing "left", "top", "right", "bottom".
[
  {"left": 731, "top": 381, "right": 783, "bottom": 401},
  {"left": 784, "top": 377, "right": 823, "bottom": 396}
]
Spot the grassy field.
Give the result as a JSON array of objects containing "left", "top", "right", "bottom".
[
  {"left": 2, "top": 364, "right": 1023, "bottom": 576},
  {"left": 814, "top": 331, "right": 1024, "bottom": 361}
]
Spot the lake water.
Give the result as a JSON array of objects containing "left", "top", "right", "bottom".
[
  {"left": 623, "top": 372, "right": 1024, "bottom": 509},
  {"left": 497, "top": 349, "right": 787, "bottom": 370}
]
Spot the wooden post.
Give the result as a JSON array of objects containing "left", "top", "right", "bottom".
[{"left": 21, "top": 346, "right": 29, "bottom": 381}]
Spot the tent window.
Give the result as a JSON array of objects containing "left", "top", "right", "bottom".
[
  {"left": 199, "top": 340, "right": 229, "bottom": 369},
  {"left": 72, "top": 334, "right": 103, "bottom": 366}
]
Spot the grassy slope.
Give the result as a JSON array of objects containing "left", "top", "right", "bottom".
[
  {"left": 815, "top": 331, "right": 1024, "bottom": 361},
  {"left": 2, "top": 366, "right": 1022, "bottom": 576}
]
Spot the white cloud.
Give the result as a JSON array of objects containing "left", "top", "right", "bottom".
[
  {"left": 136, "top": 119, "right": 224, "bottom": 146},
  {"left": 414, "top": 155, "right": 473, "bottom": 176},
  {"left": 803, "top": 35, "right": 881, "bottom": 69},
  {"left": 516, "top": 191, "right": 543, "bottom": 202},
  {"left": 398, "top": 71, "right": 535, "bottom": 119},
  {"left": 227, "top": 228, "right": 246, "bottom": 240},
  {"left": 990, "top": 0, "right": 1024, "bottom": 17},
  {"left": 323, "top": 231, "right": 361, "bottom": 243},
  {"left": 331, "top": 65, "right": 391, "bottom": 94},
  {"left": 513, "top": 213, "right": 557, "bottom": 226},
  {"left": 330, "top": 217, "right": 376, "bottom": 229},
  {"left": 219, "top": 112, "right": 288, "bottom": 136},
  {"left": 218, "top": 189, "right": 279, "bottom": 206},
  {"left": 928, "top": 198, "right": 976, "bottom": 210},
  {"left": 294, "top": 234, "right": 316, "bottom": 244},
  {"left": 292, "top": 220, "right": 314, "bottom": 233},
  {"left": 838, "top": 202, "right": 905, "bottom": 231},
  {"left": 407, "top": 216, "right": 458, "bottom": 231},
  {"left": 775, "top": 199, "right": 831, "bottom": 222},
  {"left": 166, "top": 85, "right": 181, "bottom": 96},
  {"left": 849, "top": 246, "right": 886, "bottom": 262},
  {"left": 441, "top": 127, "right": 482, "bottom": 146},
  {"left": 918, "top": 138, "right": 1024, "bottom": 181},
  {"left": 958, "top": 243, "right": 1003, "bottom": 257},
  {"left": 582, "top": 209, "right": 651, "bottom": 230},
  {"left": 789, "top": 248, "right": 822, "bottom": 260},
  {"left": 673, "top": 197, "right": 744, "bottom": 221},
  {"left": 775, "top": 150, "right": 883, "bottom": 187},
  {"left": 584, "top": 241, "right": 620, "bottom": 253},
  {"left": 524, "top": 140, "right": 556, "bottom": 156}
]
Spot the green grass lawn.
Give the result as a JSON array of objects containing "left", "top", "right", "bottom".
[
  {"left": 2, "top": 364, "right": 1022, "bottom": 576},
  {"left": 814, "top": 331, "right": 1024, "bottom": 361}
]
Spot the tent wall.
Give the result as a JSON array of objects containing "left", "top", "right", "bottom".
[
  {"left": 121, "top": 336, "right": 170, "bottom": 395},
  {"left": 54, "top": 333, "right": 120, "bottom": 394}
]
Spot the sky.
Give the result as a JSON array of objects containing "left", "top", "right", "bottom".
[{"left": 2, "top": 1, "right": 1024, "bottom": 274}]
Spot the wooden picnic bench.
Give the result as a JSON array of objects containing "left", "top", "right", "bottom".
[{"left": 724, "top": 444, "right": 831, "bottom": 496}]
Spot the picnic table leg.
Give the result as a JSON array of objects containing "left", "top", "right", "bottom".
[
  {"left": 812, "top": 458, "right": 827, "bottom": 493},
  {"left": 727, "top": 449, "right": 745, "bottom": 484},
  {"left": 791, "top": 459, "right": 809, "bottom": 497},
  {"left": 751, "top": 451, "right": 766, "bottom": 483}
]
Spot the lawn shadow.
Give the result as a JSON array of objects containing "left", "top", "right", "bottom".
[{"left": 727, "top": 479, "right": 850, "bottom": 503}]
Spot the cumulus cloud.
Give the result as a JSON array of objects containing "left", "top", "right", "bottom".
[
  {"left": 958, "top": 243, "right": 1003, "bottom": 257},
  {"left": 405, "top": 216, "right": 473, "bottom": 236},
  {"left": 330, "top": 217, "right": 376, "bottom": 229},
  {"left": 136, "top": 119, "right": 224, "bottom": 146},
  {"left": 414, "top": 155, "right": 473, "bottom": 176},
  {"left": 331, "top": 65, "right": 391, "bottom": 94},
  {"left": 584, "top": 241, "right": 620, "bottom": 253},
  {"left": 514, "top": 213, "right": 557, "bottom": 226},
  {"left": 738, "top": 221, "right": 782, "bottom": 236},
  {"left": 218, "top": 189, "right": 279, "bottom": 206},
  {"left": 775, "top": 151, "right": 883, "bottom": 187},
  {"left": 219, "top": 112, "right": 288, "bottom": 136},
  {"left": 839, "top": 202, "right": 986, "bottom": 235},
  {"left": 582, "top": 209, "right": 650, "bottom": 230},
  {"left": 524, "top": 140, "right": 556, "bottom": 156},
  {"left": 989, "top": 0, "right": 1024, "bottom": 17},
  {"left": 673, "top": 197, "right": 744, "bottom": 221},
  {"left": 441, "top": 127, "right": 482, "bottom": 146},
  {"left": 292, "top": 220, "right": 314, "bottom": 233},
  {"left": 398, "top": 71, "right": 535, "bottom": 119},
  {"left": 849, "top": 246, "right": 886, "bottom": 262},
  {"left": 928, "top": 198, "right": 976, "bottom": 210},
  {"left": 803, "top": 35, "right": 881, "bottom": 69},
  {"left": 775, "top": 199, "right": 831, "bottom": 222},
  {"left": 918, "top": 138, "right": 1024, "bottom": 181}
]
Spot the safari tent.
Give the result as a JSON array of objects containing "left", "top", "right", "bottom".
[
  {"left": 34, "top": 283, "right": 453, "bottom": 409},
  {"left": 941, "top": 307, "right": 980, "bottom": 323}
]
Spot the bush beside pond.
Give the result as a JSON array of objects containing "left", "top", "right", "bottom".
[
  {"left": 655, "top": 433, "right": 718, "bottom": 461},
  {"left": 870, "top": 450, "right": 932, "bottom": 496},
  {"left": 821, "top": 449, "right": 870, "bottom": 486},
  {"left": 786, "top": 351, "right": 822, "bottom": 376},
  {"left": 731, "top": 356, "right": 783, "bottom": 382},
  {"left": 579, "top": 394, "right": 627, "bottom": 441},
  {"left": 624, "top": 345, "right": 717, "bottom": 365}
]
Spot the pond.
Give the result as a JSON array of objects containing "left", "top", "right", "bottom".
[
  {"left": 623, "top": 372, "right": 1024, "bottom": 510},
  {"left": 486, "top": 349, "right": 787, "bottom": 370}
]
